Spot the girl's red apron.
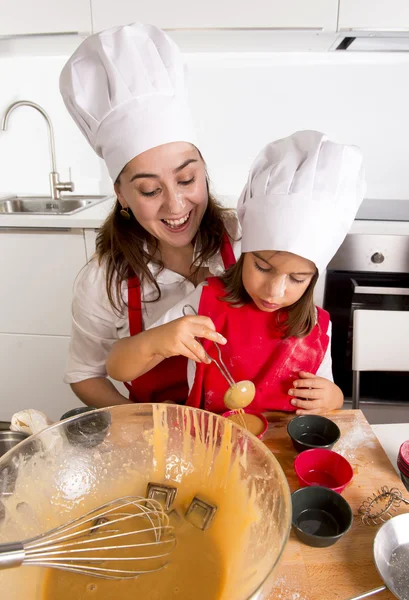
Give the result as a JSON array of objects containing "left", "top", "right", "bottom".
[
  {"left": 124, "top": 233, "right": 236, "bottom": 403},
  {"left": 187, "top": 277, "right": 330, "bottom": 413}
]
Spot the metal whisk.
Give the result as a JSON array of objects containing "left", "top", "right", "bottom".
[
  {"left": 359, "top": 486, "right": 409, "bottom": 526},
  {"left": 182, "top": 304, "right": 236, "bottom": 388},
  {"left": 0, "top": 496, "right": 175, "bottom": 579},
  {"left": 182, "top": 304, "right": 249, "bottom": 428}
]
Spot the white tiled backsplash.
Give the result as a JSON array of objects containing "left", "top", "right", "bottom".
[{"left": 1, "top": 38, "right": 409, "bottom": 207}]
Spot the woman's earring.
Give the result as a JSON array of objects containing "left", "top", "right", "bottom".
[{"left": 120, "top": 207, "right": 131, "bottom": 220}]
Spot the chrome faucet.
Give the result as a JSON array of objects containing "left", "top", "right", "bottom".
[{"left": 1, "top": 100, "right": 74, "bottom": 201}]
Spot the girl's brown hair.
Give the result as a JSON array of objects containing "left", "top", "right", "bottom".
[
  {"left": 221, "top": 255, "right": 319, "bottom": 338},
  {"left": 96, "top": 189, "right": 231, "bottom": 311}
]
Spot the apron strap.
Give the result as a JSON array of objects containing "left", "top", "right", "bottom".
[
  {"left": 127, "top": 230, "right": 236, "bottom": 335},
  {"left": 127, "top": 276, "right": 142, "bottom": 336}
]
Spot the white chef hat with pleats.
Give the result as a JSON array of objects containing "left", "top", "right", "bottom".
[
  {"left": 237, "top": 130, "right": 366, "bottom": 273},
  {"left": 59, "top": 23, "right": 197, "bottom": 181}
]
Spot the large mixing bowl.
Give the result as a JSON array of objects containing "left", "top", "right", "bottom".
[{"left": 0, "top": 404, "right": 291, "bottom": 599}]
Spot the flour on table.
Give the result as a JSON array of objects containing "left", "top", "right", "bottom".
[
  {"left": 271, "top": 576, "right": 307, "bottom": 600},
  {"left": 333, "top": 422, "right": 377, "bottom": 462}
]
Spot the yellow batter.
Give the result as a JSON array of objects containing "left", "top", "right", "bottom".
[
  {"left": 39, "top": 406, "right": 259, "bottom": 600},
  {"left": 224, "top": 381, "right": 256, "bottom": 409},
  {"left": 0, "top": 404, "right": 288, "bottom": 600},
  {"left": 42, "top": 521, "right": 225, "bottom": 599},
  {"left": 227, "top": 412, "right": 265, "bottom": 437}
]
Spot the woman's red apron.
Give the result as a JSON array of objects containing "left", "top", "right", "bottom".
[
  {"left": 187, "top": 277, "right": 330, "bottom": 413},
  {"left": 124, "top": 233, "right": 236, "bottom": 403}
]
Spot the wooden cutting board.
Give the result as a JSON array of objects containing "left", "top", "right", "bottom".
[{"left": 262, "top": 409, "right": 408, "bottom": 600}]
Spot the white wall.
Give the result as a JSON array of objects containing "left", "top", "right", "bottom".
[{"left": 1, "top": 37, "right": 409, "bottom": 205}]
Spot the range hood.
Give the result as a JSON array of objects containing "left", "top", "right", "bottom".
[
  {"left": 332, "top": 30, "right": 409, "bottom": 52},
  {"left": 169, "top": 28, "right": 409, "bottom": 53}
]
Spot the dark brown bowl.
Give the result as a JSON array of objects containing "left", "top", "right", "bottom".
[
  {"left": 287, "top": 415, "right": 341, "bottom": 453},
  {"left": 60, "top": 407, "right": 111, "bottom": 449},
  {"left": 291, "top": 486, "right": 353, "bottom": 547}
]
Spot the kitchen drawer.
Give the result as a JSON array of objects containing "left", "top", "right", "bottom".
[
  {"left": 0, "top": 228, "right": 87, "bottom": 336},
  {"left": 0, "top": 333, "right": 82, "bottom": 422}
]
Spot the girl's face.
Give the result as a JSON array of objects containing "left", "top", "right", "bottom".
[
  {"left": 114, "top": 142, "right": 208, "bottom": 249},
  {"left": 242, "top": 251, "right": 316, "bottom": 312}
]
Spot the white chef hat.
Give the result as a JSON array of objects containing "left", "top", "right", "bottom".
[
  {"left": 237, "top": 130, "right": 365, "bottom": 273},
  {"left": 60, "top": 23, "right": 197, "bottom": 181}
]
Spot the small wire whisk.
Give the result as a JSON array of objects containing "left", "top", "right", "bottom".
[
  {"left": 358, "top": 486, "right": 409, "bottom": 526},
  {"left": 182, "top": 304, "right": 250, "bottom": 429},
  {"left": 0, "top": 496, "right": 175, "bottom": 579},
  {"left": 182, "top": 304, "right": 236, "bottom": 388}
]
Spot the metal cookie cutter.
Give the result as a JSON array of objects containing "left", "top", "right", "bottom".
[
  {"left": 185, "top": 496, "right": 218, "bottom": 531},
  {"left": 146, "top": 483, "right": 178, "bottom": 511}
]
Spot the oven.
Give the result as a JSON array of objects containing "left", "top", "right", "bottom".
[{"left": 324, "top": 232, "right": 409, "bottom": 404}]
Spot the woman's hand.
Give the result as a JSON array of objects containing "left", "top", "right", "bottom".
[
  {"left": 107, "top": 315, "right": 225, "bottom": 382},
  {"left": 148, "top": 315, "right": 226, "bottom": 363},
  {"left": 288, "top": 371, "right": 344, "bottom": 415}
]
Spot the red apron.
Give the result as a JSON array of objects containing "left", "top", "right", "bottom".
[
  {"left": 125, "top": 233, "right": 236, "bottom": 403},
  {"left": 187, "top": 277, "right": 330, "bottom": 413}
]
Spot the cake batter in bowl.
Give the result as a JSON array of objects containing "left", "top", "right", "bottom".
[{"left": 0, "top": 404, "right": 291, "bottom": 600}]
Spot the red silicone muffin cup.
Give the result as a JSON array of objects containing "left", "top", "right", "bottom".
[
  {"left": 294, "top": 448, "right": 354, "bottom": 494},
  {"left": 398, "top": 440, "right": 409, "bottom": 467},
  {"left": 221, "top": 409, "right": 268, "bottom": 440},
  {"left": 398, "top": 441, "right": 409, "bottom": 478},
  {"left": 397, "top": 457, "right": 409, "bottom": 477},
  {"left": 398, "top": 453, "right": 409, "bottom": 468}
]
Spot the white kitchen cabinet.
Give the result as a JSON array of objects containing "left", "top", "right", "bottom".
[
  {"left": 92, "top": 0, "right": 338, "bottom": 32},
  {"left": 0, "top": 0, "right": 92, "bottom": 36},
  {"left": 0, "top": 228, "right": 86, "bottom": 336},
  {"left": 339, "top": 0, "right": 409, "bottom": 30},
  {"left": 84, "top": 229, "right": 98, "bottom": 261},
  {"left": 0, "top": 333, "right": 83, "bottom": 422}
]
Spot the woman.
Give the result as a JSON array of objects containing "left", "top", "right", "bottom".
[{"left": 60, "top": 23, "right": 240, "bottom": 407}]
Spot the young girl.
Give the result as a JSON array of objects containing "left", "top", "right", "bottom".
[{"left": 107, "top": 130, "right": 365, "bottom": 415}]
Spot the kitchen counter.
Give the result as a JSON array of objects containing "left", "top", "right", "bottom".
[
  {"left": 0, "top": 195, "right": 116, "bottom": 229},
  {"left": 371, "top": 422, "right": 409, "bottom": 475},
  {"left": 264, "top": 409, "right": 408, "bottom": 600},
  {"left": 2, "top": 193, "right": 409, "bottom": 233}
]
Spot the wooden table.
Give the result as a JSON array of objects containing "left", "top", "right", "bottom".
[{"left": 263, "top": 410, "right": 408, "bottom": 600}]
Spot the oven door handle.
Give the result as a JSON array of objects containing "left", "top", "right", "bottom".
[{"left": 353, "top": 284, "right": 409, "bottom": 296}]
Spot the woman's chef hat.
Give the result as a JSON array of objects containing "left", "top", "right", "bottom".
[
  {"left": 60, "top": 23, "right": 197, "bottom": 181},
  {"left": 237, "top": 130, "right": 365, "bottom": 273}
]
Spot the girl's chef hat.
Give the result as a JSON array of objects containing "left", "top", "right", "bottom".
[
  {"left": 60, "top": 23, "right": 197, "bottom": 181},
  {"left": 237, "top": 130, "right": 365, "bottom": 273}
]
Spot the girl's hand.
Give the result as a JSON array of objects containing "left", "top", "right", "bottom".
[
  {"left": 288, "top": 371, "right": 344, "bottom": 415},
  {"left": 149, "top": 315, "right": 226, "bottom": 364}
]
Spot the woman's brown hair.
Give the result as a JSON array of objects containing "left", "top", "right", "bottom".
[
  {"left": 221, "top": 255, "right": 319, "bottom": 339},
  {"left": 96, "top": 184, "right": 232, "bottom": 311}
]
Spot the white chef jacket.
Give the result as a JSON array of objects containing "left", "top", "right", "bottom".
[
  {"left": 64, "top": 211, "right": 241, "bottom": 384},
  {"left": 149, "top": 284, "right": 334, "bottom": 392}
]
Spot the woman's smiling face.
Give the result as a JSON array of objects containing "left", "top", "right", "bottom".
[{"left": 115, "top": 142, "right": 208, "bottom": 248}]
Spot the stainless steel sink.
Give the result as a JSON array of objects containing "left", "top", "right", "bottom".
[{"left": 0, "top": 195, "right": 108, "bottom": 215}]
